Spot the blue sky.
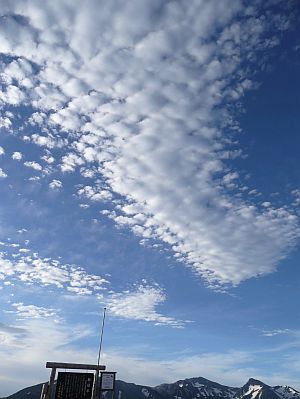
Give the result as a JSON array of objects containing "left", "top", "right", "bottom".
[{"left": 0, "top": 0, "right": 300, "bottom": 396}]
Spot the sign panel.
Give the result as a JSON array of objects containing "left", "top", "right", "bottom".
[
  {"left": 55, "top": 372, "right": 94, "bottom": 399},
  {"left": 100, "top": 372, "right": 116, "bottom": 391}
]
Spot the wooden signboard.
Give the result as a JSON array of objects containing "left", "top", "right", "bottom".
[{"left": 55, "top": 372, "right": 94, "bottom": 399}]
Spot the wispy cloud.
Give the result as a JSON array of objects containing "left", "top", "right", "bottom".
[
  {"left": 1, "top": 318, "right": 300, "bottom": 396},
  {"left": 0, "top": 319, "right": 95, "bottom": 396},
  {"left": 262, "top": 329, "right": 290, "bottom": 337},
  {"left": 0, "top": 322, "right": 26, "bottom": 335},
  {"left": 105, "top": 284, "right": 186, "bottom": 328}
]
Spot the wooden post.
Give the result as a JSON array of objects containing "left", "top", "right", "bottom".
[
  {"left": 44, "top": 362, "right": 107, "bottom": 399},
  {"left": 40, "top": 382, "right": 49, "bottom": 399},
  {"left": 47, "top": 368, "right": 56, "bottom": 399},
  {"left": 46, "top": 362, "right": 105, "bottom": 370},
  {"left": 91, "top": 370, "right": 99, "bottom": 399}
]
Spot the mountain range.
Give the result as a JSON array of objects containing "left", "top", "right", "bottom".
[{"left": 2, "top": 376, "right": 300, "bottom": 399}]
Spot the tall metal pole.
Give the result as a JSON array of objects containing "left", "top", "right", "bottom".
[
  {"left": 97, "top": 307, "right": 107, "bottom": 367},
  {"left": 92, "top": 307, "right": 107, "bottom": 399}
]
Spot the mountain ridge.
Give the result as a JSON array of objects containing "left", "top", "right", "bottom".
[{"left": 2, "top": 376, "right": 300, "bottom": 399}]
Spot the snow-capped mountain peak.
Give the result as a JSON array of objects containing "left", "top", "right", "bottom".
[
  {"left": 155, "top": 377, "right": 238, "bottom": 399},
  {"left": 235, "top": 378, "right": 277, "bottom": 399},
  {"left": 273, "top": 386, "right": 300, "bottom": 399},
  {"left": 243, "top": 384, "right": 263, "bottom": 399}
]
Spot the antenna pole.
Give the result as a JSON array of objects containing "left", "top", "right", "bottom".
[
  {"left": 92, "top": 307, "right": 107, "bottom": 399},
  {"left": 97, "top": 307, "right": 107, "bottom": 367}
]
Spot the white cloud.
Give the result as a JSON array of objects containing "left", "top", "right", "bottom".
[
  {"left": 0, "top": 168, "right": 8, "bottom": 179},
  {"left": 0, "top": 246, "right": 182, "bottom": 327},
  {"left": 1, "top": 318, "right": 300, "bottom": 396},
  {"left": 12, "top": 151, "right": 23, "bottom": 161},
  {"left": 19, "top": 248, "right": 30, "bottom": 253},
  {"left": 79, "top": 204, "right": 90, "bottom": 209},
  {"left": 17, "top": 228, "right": 28, "bottom": 234},
  {"left": 24, "top": 161, "right": 43, "bottom": 171},
  {"left": 31, "top": 133, "right": 67, "bottom": 149},
  {"left": 60, "top": 153, "right": 84, "bottom": 173},
  {"left": 80, "top": 167, "right": 97, "bottom": 178},
  {"left": 0, "top": 251, "right": 108, "bottom": 294},
  {"left": 11, "top": 303, "right": 57, "bottom": 319},
  {"left": 0, "top": 256, "right": 15, "bottom": 280},
  {"left": 0, "top": 117, "right": 12, "bottom": 129},
  {"left": 28, "top": 112, "right": 46, "bottom": 125},
  {"left": 77, "top": 185, "right": 112, "bottom": 202},
  {"left": 1, "top": 58, "right": 32, "bottom": 86},
  {"left": 0, "top": 319, "right": 95, "bottom": 396},
  {"left": 0, "top": 0, "right": 297, "bottom": 288},
  {"left": 0, "top": 146, "right": 5, "bottom": 155},
  {"left": 41, "top": 152, "right": 55, "bottom": 164},
  {"left": 106, "top": 284, "right": 185, "bottom": 328},
  {"left": 0, "top": 84, "right": 25, "bottom": 105},
  {"left": 262, "top": 329, "right": 290, "bottom": 337},
  {"left": 49, "top": 179, "right": 62, "bottom": 190},
  {"left": 28, "top": 176, "right": 40, "bottom": 181}
]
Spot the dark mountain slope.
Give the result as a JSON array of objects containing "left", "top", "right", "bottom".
[{"left": 2, "top": 376, "right": 300, "bottom": 399}]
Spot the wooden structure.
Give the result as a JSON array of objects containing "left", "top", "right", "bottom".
[{"left": 42, "top": 362, "right": 106, "bottom": 399}]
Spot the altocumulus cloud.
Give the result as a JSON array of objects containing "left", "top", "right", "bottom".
[
  {"left": 0, "top": 0, "right": 298, "bottom": 288},
  {"left": 0, "top": 243, "right": 182, "bottom": 327},
  {"left": 10, "top": 303, "right": 58, "bottom": 319},
  {"left": 0, "top": 250, "right": 109, "bottom": 294}
]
